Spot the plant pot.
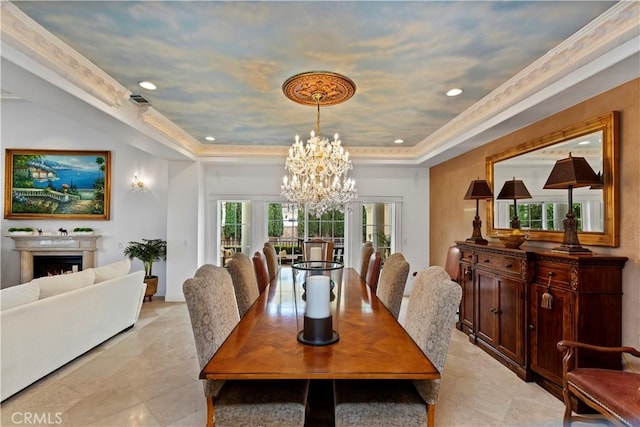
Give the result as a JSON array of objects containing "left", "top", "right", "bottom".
[{"left": 144, "top": 276, "right": 159, "bottom": 302}]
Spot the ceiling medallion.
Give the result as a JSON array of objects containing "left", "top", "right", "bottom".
[
  {"left": 281, "top": 71, "right": 358, "bottom": 217},
  {"left": 282, "top": 71, "right": 356, "bottom": 107}
]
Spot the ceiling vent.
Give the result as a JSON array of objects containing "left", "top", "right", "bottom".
[{"left": 129, "top": 94, "right": 151, "bottom": 106}]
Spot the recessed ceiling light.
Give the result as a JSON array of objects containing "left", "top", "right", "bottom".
[
  {"left": 394, "top": 139, "right": 404, "bottom": 144},
  {"left": 446, "top": 88, "right": 463, "bottom": 97},
  {"left": 205, "top": 136, "right": 215, "bottom": 142},
  {"left": 578, "top": 140, "right": 591, "bottom": 145},
  {"left": 138, "top": 81, "right": 157, "bottom": 90}
]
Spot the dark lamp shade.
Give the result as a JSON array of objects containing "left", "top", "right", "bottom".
[
  {"left": 497, "top": 179, "right": 532, "bottom": 200},
  {"left": 543, "top": 154, "right": 601, "bottom": 189},
  {"left": 464, "top": 179, "right": 493, "bottom": 200}
]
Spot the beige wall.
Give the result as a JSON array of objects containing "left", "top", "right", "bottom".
[{"left": 430, "top": 78, "right": 639, "bottom": 346}]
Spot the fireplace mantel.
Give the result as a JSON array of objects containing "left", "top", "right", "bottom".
[{"left": 8, "top": 234, "right": 101, "bottom": 283}]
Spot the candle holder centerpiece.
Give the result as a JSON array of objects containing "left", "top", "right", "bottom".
[{"left": 292, "top": 261, "right": 343, "bottom": 346}]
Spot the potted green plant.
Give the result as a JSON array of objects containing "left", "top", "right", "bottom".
[
  {"left": 8, "top": 227, "right": 35, "bottom": 236},
  {"left": 123, "top": 238, "right": 167, "bottom": 301},
  {"left": 73, "top": 227, "right": 94, "bottom": 235}
]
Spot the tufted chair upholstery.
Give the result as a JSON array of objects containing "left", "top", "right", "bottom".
[
  {"left": 183, "top": 264, "right": 309, "bottom": 427},
  {"left": 263, "top": 242, "right": 279, "bottom": 283},
  {"left": 227, "top": 252, "right": 260, "bottom": 318},
  {"left": 376, "top": 252, "right": 410, "bottom": 319},
  {"left": 334, "top": 265, "right": 462, "bottom": 427},
  {"left": 359, "top": 242, "right": 374, "bottom": 279},
  {"left": 252, "top": 251, "right": 270, "bottom": 294}
]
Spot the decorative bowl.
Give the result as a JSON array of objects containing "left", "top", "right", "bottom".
[{"left": 493, "top": 232, "right": 527, "bottom": 249}]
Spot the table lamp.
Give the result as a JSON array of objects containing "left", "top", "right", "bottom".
[
  {"left": 543, "top": 153, "right": 601, "bottom": 253},
  {"left": 464, "top": 178, "right": 493, "bottom": 245},
  {"left": 497, "top": 177, "right": 532, "bottom": 229}
]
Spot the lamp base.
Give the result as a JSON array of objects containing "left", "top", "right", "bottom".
[
  {"left": 551, "top": 244, "right": 593, "bottom": 254},
  {"left": 298, "top": 316, "right": 339, "bottom": 346},
  {"left": 466, "top": 237, "right": 488, "bottom": 245}
]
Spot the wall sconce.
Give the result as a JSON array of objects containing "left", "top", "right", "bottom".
[
  {"left": 463, "top": 178, "right": 493, "bottom": 245},
  {"left": 543, "top": 153, "right": 601, "bottom": 253},
  {"left": 497, "top": 177, "right": 532, "bottom": 229},
  {"left": 131, "top": 174, "right": 145, "bottom": 192}
]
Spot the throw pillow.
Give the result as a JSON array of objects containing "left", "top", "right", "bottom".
[
  {"left": 93, "top": 259, "right": 131, "bottom": 283},
  {"left": 36, "top": 268, "right": 96, "bottom": 299},
  {"left": 0, "top": 281, "right": 40, "bottom": 310}
]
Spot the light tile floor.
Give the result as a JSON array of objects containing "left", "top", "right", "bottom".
[{"left": 1, "top": 298, "right": 566, "bottom": 426}]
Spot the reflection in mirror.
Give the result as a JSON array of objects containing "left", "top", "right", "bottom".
[
  {"left": 493, "top": 132, "right": 603, "bottom": 231},
  {"left": 486, "top": 112, "right": 619, "bottom": 247}
]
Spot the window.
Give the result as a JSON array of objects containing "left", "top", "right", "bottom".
[
  {"left": 509, "top": 201, "right": 585, "bottom": 231},
  {"left": 265, "top": 203, "right": 347, "bottom": 262}
]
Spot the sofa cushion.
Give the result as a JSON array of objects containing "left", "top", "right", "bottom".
[
  {"left": 1, "top": 281, "right": 40, "bottom": 310},
  {"left": 36, "top": 269, "right": 96, "bottom": 299},
  {"left": 93, "top": 259, "right": 131, "bottom": 283}
]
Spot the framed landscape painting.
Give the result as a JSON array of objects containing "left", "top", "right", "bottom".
[{"left": 4, "top": 149, "right": 111, "bottom": 220}]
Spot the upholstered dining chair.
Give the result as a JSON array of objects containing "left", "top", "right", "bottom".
[
  {"left": 303, "top": 238, "right": 334, "bottom": 262},
  {"left": 334, "top": 266, "right": 462, "bottom": 427},
  {"left": 375, "top": 252, "right": 410, "bottom": 319},
  {"left": 366, "top": 251, "right": 382, "bottom": 294},
  {"left": 359, "top": 242, "right": 374, "bottom": 280},
  {"left": 252, "top": 251, "right": 269, "bottom": 294},
  {"left": 263, "top": 242, "right": 279, "bottom": 283},
  {"left": 444, "top": 245, "right": 461, "bottom": 282},
  {"left": 183, "top": 264, "right": 309, "bottom": 427},
  {"left": 226, "top": 252, "right": 260, "bottom": 317}
]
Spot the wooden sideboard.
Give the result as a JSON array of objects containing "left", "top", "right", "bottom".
[{"left": 455, "top": 241, "right": 628, "bottom": 400}]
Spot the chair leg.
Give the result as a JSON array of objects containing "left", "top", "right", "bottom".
[
  {"left": 427, "top": 403, "right": 435, "bottom": 427},
  {"left": 562, "top": 388, "right": 573, "bottom": 426},
  {"left": 206, "top": 395, "right": 215, "bottom": 427}
]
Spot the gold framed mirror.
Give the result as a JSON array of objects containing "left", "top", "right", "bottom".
[{"left": 486, "top": 111, "right": 619, "bottom": 247}]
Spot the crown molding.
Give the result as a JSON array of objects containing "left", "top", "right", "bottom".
[
  {"left": 2, "top": 2, "right": 637, "bottom": 163},
  {"left": 140, "top": 108, "right": 202, "bottom": 153},
  {"left": 413, "top": 1, "right": 640, "bottom": 159},
  {"left": 1, "top": 3, "right": 131, "bottom": 108}
]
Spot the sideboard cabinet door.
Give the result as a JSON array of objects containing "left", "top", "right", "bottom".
[
  {"left": 457, "top": 250, "right": 475, "bottom": 336},
  {"left": 529, "top": 253, "right": 627, "bottom": 400}
]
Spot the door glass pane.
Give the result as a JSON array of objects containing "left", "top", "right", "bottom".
[
  {"left": 219, "top": 201, "right": 251, "bottom": 265},
  {"left": 267, "top": 202, "right": 302, "bottom": 261},
  {"left": 362, "top": 203, "right": 393, "bottom": 260}
]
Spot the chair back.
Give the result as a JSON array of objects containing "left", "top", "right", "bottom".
[
  {"left": 359, "top": 242, "right": 374, "bottom": 279},
  {"left": 227, "top": 252, "right": 260, "bottom": 317},
  {"left": 263, "top": 242, "right": 279, "bottom": 282},
  {"left": 444, "top": 245, "right": 461, "bottom": 282},
  {"left": 183, "top": 264, "right": 240, "bottom": 397},
  {"left": 376, "top": 252, "right": 410, "bottom": 319},
  {"left": 366, "top": 252, "right": 382, "bottom": 294},
  {"left": 253, "top": 251, "right": 269, "bottom": 294},
  {"left": 303, "top": 239, "right": 334, "bottom": 261},
  {"left": 404, "top": 265, "right": 462, "bottom": 404}
]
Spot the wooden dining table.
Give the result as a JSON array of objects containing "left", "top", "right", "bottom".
[{"left": 200, "top": 267, "right": 440, "bottom": 381}]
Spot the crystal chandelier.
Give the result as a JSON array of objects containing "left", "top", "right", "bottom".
[{"left": 281, "top": 72, "right": 358, "bottom": 217}]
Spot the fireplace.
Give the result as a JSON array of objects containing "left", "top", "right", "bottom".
[
  {"left": 8, "top": 234, "right": 101, "bottom": 282},
  {"left": 33, "top": 255, "right": 83, "bottom": 278}
]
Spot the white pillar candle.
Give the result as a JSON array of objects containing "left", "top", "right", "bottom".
[
  {"left": 305, "top": 275, "right": 331, "bottom": 319},
  {"left": 310, "top": 246, "right": 323, "bottom": 261}
]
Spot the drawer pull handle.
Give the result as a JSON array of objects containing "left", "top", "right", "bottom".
[
  {"left": 484, "top": 259, "right": 490, "bottom": 263},
  {"left": 504, "top": 264, "right": 512, "bottom": 268}
]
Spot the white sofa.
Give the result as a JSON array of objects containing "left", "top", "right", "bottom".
[{"left": 0, "top": 259, "right": 146, "bottom": 401}]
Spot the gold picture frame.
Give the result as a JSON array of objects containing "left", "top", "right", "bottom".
[{"left": 4, "top": 149, "right": 111, "bottom": 220}]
